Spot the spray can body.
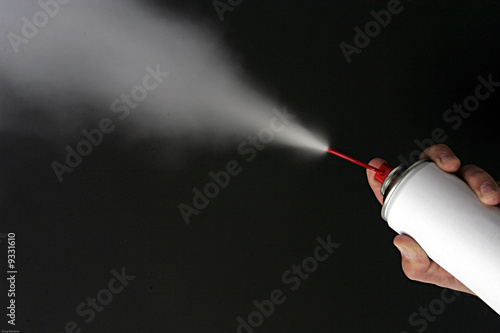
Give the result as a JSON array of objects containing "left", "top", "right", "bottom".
[{"left": 381, "top": 160, "right": 500, "bottom": 316}]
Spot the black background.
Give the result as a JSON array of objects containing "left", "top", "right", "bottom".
[{"left": 1, "top": 0, "right": 500, "bottom": 332}]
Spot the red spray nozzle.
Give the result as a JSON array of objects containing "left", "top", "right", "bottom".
[
  {"left": 374, "top": 163, "right": 393, "bottom": 184},
  {"left": 326, "top": 148, "right": 393, "bottom": 183}
]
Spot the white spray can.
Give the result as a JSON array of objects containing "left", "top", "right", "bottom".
[{"left": 380, "top": 159, "right": 500, "bottom": 316}]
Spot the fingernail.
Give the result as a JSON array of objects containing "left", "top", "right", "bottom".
[
  {"left": 480, "top": 182, "right": 498, "bottom": 195},
  {"left": 395, "top": 245, "right": 410, "bottom": 260},
  {"left": 438, "top": 152, "right": 454, "bottom": 163}
]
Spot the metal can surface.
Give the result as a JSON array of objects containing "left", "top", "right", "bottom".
[{"left": 381, "top": 159, "right": 500, "bottom": 316}]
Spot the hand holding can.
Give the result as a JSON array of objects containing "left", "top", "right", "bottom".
[{"left": 367, "top": 144, "right": 500, "bottom": 314}]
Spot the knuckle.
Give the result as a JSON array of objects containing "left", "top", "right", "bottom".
[
  {"left": 404, "top": 271, "right": 420, "bottom": 281},
  {"left": 430, "top": 144, "right": 450, "bottom": 156},
  {"left": 421, "top": 144, "right": 455, "bottom": 161},
  {"left": 404, "top": 271, "right": 417, "bottom": 281},
  {"left": 462, "top": 164, "right": 478, "bottom": 171},
  {"left": 402, "top": 265, "right": 422, "bottom": 281},
  {"left": 460, "top": 164, "right": 483, "bottom": 176},
  {"left": 432, "top": 144, "right": 449, "bottom": 151}
]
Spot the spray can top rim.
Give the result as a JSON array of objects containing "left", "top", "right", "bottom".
[
  {"left": 380, "top": 159, "right": 430, "bottom": 222},
  {"left": 381, "top": 159, "right": 428, "bottom": 197},
  {"left": 380, "top": 165, "right": 405, "bottom": 196}
]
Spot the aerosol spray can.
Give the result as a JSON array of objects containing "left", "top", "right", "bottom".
[
  {"left": 326, "top": 148, "right": 500, "bottom": 315},
  {"left": 380, "top": 159, "right": 500, "bottom": 316}
]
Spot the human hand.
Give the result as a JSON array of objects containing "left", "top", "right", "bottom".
[{"left": 366, "top": 144, "right": 500, "bottom": 294}]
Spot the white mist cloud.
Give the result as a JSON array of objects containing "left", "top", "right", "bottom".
[{"left": 0, "top": 0, "right": 327, "bottom": 153}]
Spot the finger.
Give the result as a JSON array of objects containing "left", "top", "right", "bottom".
[
  {"left": 419, "top": 144, "right": 460, "bottom": 173},
  {"left": 457, "top": 165, "right": 500, "bottom": 206},
  {"left": 366, "top": 158, "right": 387, "bottom": 205},
  {"left": 393, "top": 235, "right": 475, "bottom": 295}
]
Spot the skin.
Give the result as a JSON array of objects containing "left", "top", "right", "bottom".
[{"left": 366, "top": 144, "right": 500, "bottom": 295}]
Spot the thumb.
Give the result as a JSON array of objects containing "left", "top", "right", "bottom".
[
  {"left": 393, "top": 235, "right": 475, "bottom": 294},
  {"left": 393, "top": 234, "right": 442, "bottom": 284},
  {"left": 393, "top": 234, "right": 430, "bottom": 268}
]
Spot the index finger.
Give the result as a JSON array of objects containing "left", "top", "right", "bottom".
[
  {"left": 419, "top": 144, "right": 461, "bottom": 173},
  {"left": 367, "top": 158, "right": 388, "bottom": 205}
]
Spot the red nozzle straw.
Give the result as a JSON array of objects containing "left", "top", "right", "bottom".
[
  {"left": 326, "top": 147, "right": 393, "bottom": 183},
  {"left": 326, "top": 147, "right": 379, "bottom": 172}
]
